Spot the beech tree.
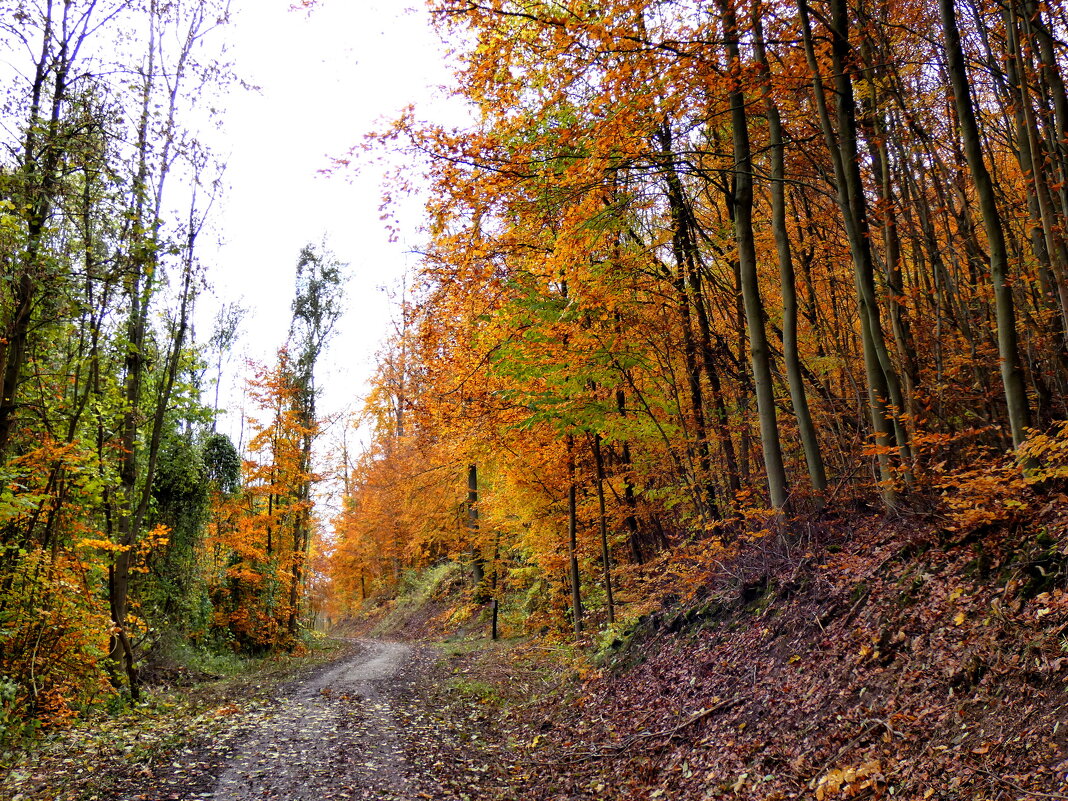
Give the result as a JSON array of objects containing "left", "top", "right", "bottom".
[{"left": 939, "top": 0, "right": 1031, "bottom": 448}]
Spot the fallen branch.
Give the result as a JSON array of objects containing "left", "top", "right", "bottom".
[
  {"left": 535, "top": 695, "right": 746, "bottom": 765},
  {"left": 966, "top": 763, "right": 1068, "bottom": 800},
  {"left": 659, "top": 697, "right": 746, "bottom": 742}
]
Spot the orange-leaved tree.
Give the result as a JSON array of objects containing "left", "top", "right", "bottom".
[{"left": 206, "top": 353, "right": 317, "bottom": 652}]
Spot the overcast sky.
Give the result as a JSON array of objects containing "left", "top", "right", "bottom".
[{"left": 201, "top": 0, "right": 461, "bottom": 464}]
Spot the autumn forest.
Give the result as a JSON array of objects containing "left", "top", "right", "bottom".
[
  {"left": 333, "top": 0, "right": 1068, "bottom": 625},
  {"left": 3, "top": 0, "right": 1068, "bottom": 797}
]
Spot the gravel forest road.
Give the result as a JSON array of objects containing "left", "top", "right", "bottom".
[
  {"left": 1, "top": 637, "right": 526, "bottom": 801},
  {"left": 211, "top": 640, "right": 418, "bottom": 800}
]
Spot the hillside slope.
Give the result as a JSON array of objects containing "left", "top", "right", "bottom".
[{"left": 400, "top": 495, "right": 1068, "bottom": 799}]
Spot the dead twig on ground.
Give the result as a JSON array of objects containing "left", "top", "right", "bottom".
[
  {"left": 532, "top": 695, "right": 746, "bottom": 765},
  {"left": 966, "top": 763, "right": 1068, "bottom": 800}
]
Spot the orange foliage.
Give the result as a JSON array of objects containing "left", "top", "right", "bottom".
[
  {"left": 327, "top": 0, "right": 1068, "bottom": 633},
  {"left": 204, "top": 353, "right": 318, "bottom": 651}
]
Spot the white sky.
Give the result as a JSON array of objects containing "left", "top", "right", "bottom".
[{"left": 201, "top": 0, "right": 462, "bottom": 470}]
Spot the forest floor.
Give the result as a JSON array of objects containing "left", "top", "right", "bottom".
[{"left": 7, "top": 494, "right": 1068, "bottom": 799}]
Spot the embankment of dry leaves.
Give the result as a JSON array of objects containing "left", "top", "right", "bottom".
[{"left": 411, "top": 491, "right": 1068, "bottom": 800}]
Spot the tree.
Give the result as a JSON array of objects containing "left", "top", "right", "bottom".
[
  {"left": 285, "top": 243, "right": 344, "bottom": 637},
  {"left": 939, "top": 0, "right": 1031, "bottom": 449},
  {"left": 716, "top": 0, "right": 789, "bottom": 510}
]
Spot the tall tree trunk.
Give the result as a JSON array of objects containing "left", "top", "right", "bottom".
[
  {"left": 718, "top": 0, "right": 789, "bottom": 510},
  {"left": 1005, "top": 4, "right": 1068, "bottom": 347},
  {"left": 857, "top": 75, "right": 918, "bottom": 470},
  {"left": 467, "top": 463, "right": 485, "bottom": 593},
  {"left": 669, "top": 203, "right": 743, "bottom": 503},
  {"left": 939, "top": 0, "right": 1031, "bottom": 447},
  {"left": 614, "top": 385, "right": 644, "bottom": 563},
  {"left": 566, "top": 440, "right": 583, "bottom": 635},
  {"left": 658, "top": 126, "right": 719, "bottom": 520},
  {"left": 592, "top": 434, "right": 615, "bottom": 626},
  {"left": 0, "top": 1, "right": 76, "bottom": 460},
  {"left": 752, "top": 7, "right": 826, "bottom": 504},
  {"left": 797, "top": 0, "right": 907, "bottom": 502},
  {"left": 288, "top": 386, "right": 315, "bottom": 641}
]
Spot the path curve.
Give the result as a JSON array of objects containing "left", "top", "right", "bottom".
[{"left": 212, "top": 640, "right": 414, "bottom": 800}]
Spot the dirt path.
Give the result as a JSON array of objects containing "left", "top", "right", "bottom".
[
  {"left": 0, "top": 639, "right": 519, "bottom": 801},
  {"left": 212, "top": 640, "right": 419, "bottom": 800}
]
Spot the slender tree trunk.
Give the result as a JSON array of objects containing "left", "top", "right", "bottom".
[
  {"left": 614, "top": 387, "right": 644, "bottom": 563},
  {"left": 939, "top": 0, "right": 1031, "bottom": 447},
  {"left": 717, "top": 0, "right": 788, "bottom": 510},
  {"left": 659, "top": 126, "right": 720, "bottom": 520},
  {"left": 671, "top": 206, "right": 743, "bottom": 502},
  {"left": 0, "top": 2, "right": 73, "bottom": 460},
  {"left": 566, "top": 445, "right": 583, "bottom": 635},
  {"left": 591, "top": 434, "right": 615, "bottom": 626},
  {"left": 859, "top": 94, "right": 918, "bottom": 471},
  {"left": 467, "top": 463, "right": 485, "bottom": 593},
  {"left": 752, "top": 7, "right": 826, "bottom": 504},
  {"left": 797, "top": 0, "right": 906, "bottom": 502},
  {"left": 490, "top": 532, "right": 500, "bottom": 640},
  {"left": 1006, "top": 5, "right": 1068, "bottom": 346},
  {"left": 1026, "top": 0, "right": 1068, "bottom": 244},
  {"left": 288, "top": 390, "right": 315, "bottom": 641}
]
